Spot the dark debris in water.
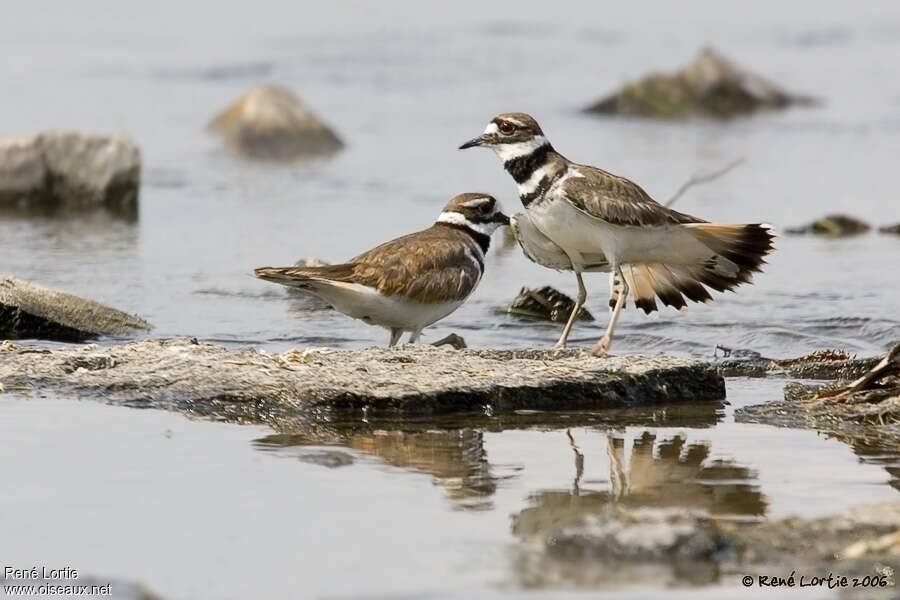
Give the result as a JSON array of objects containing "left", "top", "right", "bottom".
[
  {"left": 737, "top": 342, "right": 900, "bottom": 447},
  {"left": 503, "top": 285, "right": 594, "bottom": 323}
]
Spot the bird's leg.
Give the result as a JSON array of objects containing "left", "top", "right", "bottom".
[
  {"left": 388, "top": 328, "right": 403, "bottom": 347},
  {"left": 554, "top": 271, "right": 587, "bottom": 349},
  {"left": 407, "top": 329, "right": 423, "bottom": 344},
  {"left": 591, "top": 267, "right": 627, "bottom": 357}
]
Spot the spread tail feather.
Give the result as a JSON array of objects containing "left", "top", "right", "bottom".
[{"left": 617, "top": 223, "right": 775, "bottom": 314}]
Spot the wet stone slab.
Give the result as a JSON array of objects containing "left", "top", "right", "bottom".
[
  {"left": 0, "top": 276, "right": 151, "bottom": 342},
  {"left": 0, "top": 339, "right": 724, "bottom": 421}
]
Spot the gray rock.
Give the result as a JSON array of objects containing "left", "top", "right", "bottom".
[
  {"left": 546, "top": 507, "right": 719, "bottom": 562},
  {"left": 297, "top": 450, "right": 355, "bottom": 468},
  {"left": 0, "top": 131, "right": 140, "bottom": 214},
  {"left": 207, "top": 85, "right": 343, "bottom": 161},
  {"left": 585, "top": 47, "right": 816, "bottom": 119},
  {"left": 0, "top": 137, "right": 47, "bottom": 203},
  {"left": 879, "top": 223, "right": 900, "bottom": 235},
  {"left": 0, "top": 276, "right": 151, "bottom": 342},
  {"left": 0, "top": 339, "right": 724, "bottom": 422},
  {"left": 786, "top": 214, "right": 871, "bottom": 237},
  {"left": 716, "top": 348, "right": 879, "bottom": 379},
  {"left": 515, "top": 500, "right": 900, "bottom": 587}
]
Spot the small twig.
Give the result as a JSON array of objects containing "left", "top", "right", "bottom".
[{"left": 666, "top": 157, "right": 745, "bottom": 207}]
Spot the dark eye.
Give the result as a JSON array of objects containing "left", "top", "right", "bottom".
[{"left": 498, "top": 121, "right": 515, "bottom": 135}]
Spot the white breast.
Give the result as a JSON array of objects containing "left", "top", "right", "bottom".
[
  {"left": 304, "top": 280, "right": 466, "bottom": 332},
  {"left": 511, "top": 212, "right": 610, "bottom": 272},
  {"left": 529, "top": 191, "right": 709, "bottom": 268}
]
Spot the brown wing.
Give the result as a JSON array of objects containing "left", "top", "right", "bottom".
[
  {"left": 346, "top": 226, "right": 483, "bottom": 302},
  {"left": 261, "top": 226, "right": 482, "bottom": 303},
  {"left": 562, "top": 164, "right": 707, "bottom": 227}
]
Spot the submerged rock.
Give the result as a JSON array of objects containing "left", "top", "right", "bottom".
[
  {"left": 786, "top": 214, "right": 871, "bottom": 236},
  {"left": 0, "top": 339, "right": 724, "bottom": 421},
  {"left": 505, "top": 286, "right": 594, "bottom": 322},
  {"left": 546, "top": 507, "right": 719, "bottom": 562},
  {"left": 0, "top": 131, "right": 140, "bottom": 215},
  {"left": 0, "top": 276, "right": 151, "bottom": 342},
  {"left": 207, "top": 85, "right": 343, "bottom": 161},
  {"left": 585, "top": 47, "right": 815, "bottom": 119},
  {"left": 516, "top": 500, "right": 900, "bottom": 587}
]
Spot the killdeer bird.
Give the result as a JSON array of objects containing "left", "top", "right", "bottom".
[
  {"left": 460, "top": 113, "right": 774, "bottom": 356},
  {"left": 255, "top": 193, "right": 509, "bottom": 347}
]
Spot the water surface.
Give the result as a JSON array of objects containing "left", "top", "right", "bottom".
[{"left": 2, "top": 1, "right": 899, "bottom": 598}]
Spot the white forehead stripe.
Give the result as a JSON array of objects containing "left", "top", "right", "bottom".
[
  {"left": 460, "top": 196, "right": 493, "bottom": 208},
  {"left": 483, "top": 122, "right": 499, "bottom": 135}
]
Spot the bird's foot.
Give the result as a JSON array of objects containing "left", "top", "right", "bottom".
[
  {"left": 588, "top": 336, "right": 611, "bottom": 357},
  {"left": 553, "top": 339, "right": 568, "bottom": 350},
  {"left": 431, "top": 333, "right": 468, "bottom": 350}
]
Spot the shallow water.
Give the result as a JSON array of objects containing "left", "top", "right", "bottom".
[
  {"left": 2, "top": 0, "right": 899, "bottom": 354},
  {"left": 2, "top": 380, "right": 898, "bottom": 599},
  {"left": 2, "top": 1, "right": 900, "bottom": 598}
]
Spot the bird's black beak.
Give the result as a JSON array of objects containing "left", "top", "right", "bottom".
[
  {"left": 494, "top": 212, "right": 510, "bottom": 226},
  {"left": 459, "top": 135, "right": 486, "bottom": 150}
]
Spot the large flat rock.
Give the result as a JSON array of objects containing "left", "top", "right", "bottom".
[
  {"left": 0, "top": 276, "right": 151, "bottom": 342},
  {"left": 0, "top": 339, "right": 724, "bottom": 421}
]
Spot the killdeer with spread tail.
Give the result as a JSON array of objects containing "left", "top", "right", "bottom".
[
  {"left": 255, "top": 193, "right": 509, "bottom": 346},
  {"left": 460, "top": 113, "right": 774, "bottom": 356}
]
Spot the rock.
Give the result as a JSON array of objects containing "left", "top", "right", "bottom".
[
  {"left": 545, "top": 507, "right": 719, "bottom": 562},
  {"left": 504, "top": 286, "right": 594, "bottom": 322},
  {"left": 879, "top": 223, "right": 900, "bottom": 235},
  {"left": 0, "top": 131, "right": 140, "bottom": 215},
  {"left": 720, "top": 501, "right": 900, "bottom": 567},
  {"left": 296, "top": 450, "right": 355, "bottom": 468},
  {"left": 207, "top": 85, "right": 343, "bottom": 161},
  {"left": 585, "top": 47, "right": 816, "bottom": 119},
  {"left": 786, "top": 214, "right": 871, "bottom": 236},
  {"left": 737, "top": 342, "right": 900, "bottom": 429},
  {"left": 0, "top": 276, "right": 151, "bottom": 342},
  {"left": 514, "top": 499, "right": 900, "bottom": 587},
  {"left": 716, "top": 347, "right": 879, "bottom": 379},
  {"left": 0, "top": 339, "right": 724, "bottom": 422}
]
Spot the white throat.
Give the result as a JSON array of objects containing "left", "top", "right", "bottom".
[
  {"left": 492, "top": 135, "right": 549, "bottom": 162},
  {"left": 437, "top": 211, "right": 501, "bottom": 238}
]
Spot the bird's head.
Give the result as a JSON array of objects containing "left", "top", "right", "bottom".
[
  {"left": 459, "top": 113, "right": 549, "bottom": 162},
  {"left": 437, "top": 193, "right": 509, "bottom": 236}
]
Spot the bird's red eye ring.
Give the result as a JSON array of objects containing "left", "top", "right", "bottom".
[{"left": 498, "top": 121, "right": 515, "bottom": 135}]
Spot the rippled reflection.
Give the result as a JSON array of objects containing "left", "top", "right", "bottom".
[
  {"left": 511, "top": 430, "right": 766, "bottom": 588},
  {"left": 513, "top": 431, "right": 766, "bottom": 540},
  {"left": 254, "top": 401, "right": 727, "bottom": 511}
]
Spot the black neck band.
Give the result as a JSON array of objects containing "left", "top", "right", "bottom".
[{"left": 504, "top": 143, "right": 553, "bottom": 184}]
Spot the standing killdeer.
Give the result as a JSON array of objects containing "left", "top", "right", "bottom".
[
  {"left": 255, "top": 193, "right": 509, "bottom": 346},
  {"left": 460, "top": 113, "right": 774, "bottom": 356}
]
